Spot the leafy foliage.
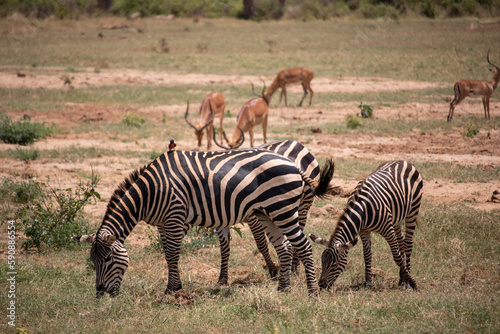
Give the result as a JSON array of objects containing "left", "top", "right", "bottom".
[
  {"left": 464, "top": 121, "right": 479, "bottom": 138},
  {"left": 121, "top": 112, "right": 147, "bottom": 127},
  {"left": 0, "top": 113, "right": 55, "bottom": 145},
  {"left": 358, "top": 103, "right": 374, "bottom": 119},
  {"left": 0, "top": 0, "right": 498, "bottom": 19},
  {"left": 0, "top": 175, "right": 101, "bottom": 252},
  {"left": 346, "top": 114, "right": 362, "bottom": 129}
]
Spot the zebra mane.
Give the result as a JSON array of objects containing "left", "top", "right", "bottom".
[
  {"left": 105, "top": 165, "right": 147, "bottom": 216},
  {"left": 330, "top": 177, "right": 366, "bottom": 241}
]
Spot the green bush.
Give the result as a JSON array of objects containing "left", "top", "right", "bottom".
[
  {"left": 1, "top": 175, "right": 100, "bottom": 252},
  {"left": 358, "top": 103, "right": 374, "bottom": 118},
  {"left": 0, "top": 113, "right": 55, "bottom": 145},
  {"left": 121, "top": 111, "right": 146, "bottom": 127},
  {"left": 421, "top": 0, "right": 437, "bottom": 18},
  {"left": 360, "top": 2, "right": 401, "bottom": 19},
  {"left": 346, "top": 114, "right": 362, "bottom": 129},
  {"left": 464, "top": 121, "right": 479, "bottom": 138}
]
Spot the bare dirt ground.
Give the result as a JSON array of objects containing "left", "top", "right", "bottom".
[{"left": 1, "top": 68, "right": 499, "bottom": 227}]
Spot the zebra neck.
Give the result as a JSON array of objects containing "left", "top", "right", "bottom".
[{"left": 333, "top": 202, "right": 366, "bottom": 244}]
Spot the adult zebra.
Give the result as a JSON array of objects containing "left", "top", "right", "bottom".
[
  {"left": 310, "top": 160, "right": 423, "bottom": 290},
  {"left": 75, "top": 148, "right": 334, "bottom": 297},
  {"left": 215, "top": 140, "right": 323, "bottom": 284}
]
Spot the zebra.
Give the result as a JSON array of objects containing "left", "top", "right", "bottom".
[
  {"left": 214, "top": 140, "right": 323, "bottom": 284},
  {"left": 310, "top": 160, "right": 423, "bottom": 290},
  {"left": 74, "top": 148, "right": 334, "bottom": 298}
]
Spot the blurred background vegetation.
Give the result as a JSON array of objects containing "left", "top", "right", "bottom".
[{"left": 0, "top": 0, "right": 499, "bottom": 20}]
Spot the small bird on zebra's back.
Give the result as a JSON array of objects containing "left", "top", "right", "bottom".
[{"left": 168, "top": 139, "right": 176, "bottom": 151}]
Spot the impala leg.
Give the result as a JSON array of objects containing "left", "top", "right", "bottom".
[
  {"left": 249, "top": 127, "right": 255, "bottom": 147},
  {"left": 298, "top": 82, "right": 308, "bottom": 107},
  {"left": 308, "top": 85, "right": 314, "bottom": 106},
  {"left": 262, "top": 114, "right": 268, "bottom": 144},
  {"left": 280, "top": 88, "right": 287, "bottom": 107},
  {"left": 206, "top": 125, "right": 213, "bottom": 150},
  {"left": 219, "top": 112, "right": 224, "bottom": 143},
  {"left": 484, "top": 96, "right": 491, "bottom": 120}
]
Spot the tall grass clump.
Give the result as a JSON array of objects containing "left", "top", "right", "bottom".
[
  {"left": 0, "top": 175, "right": 101, "bottom": 252},
  {"left": 0, "top": 113, "right": 55, "bottom": 145}
]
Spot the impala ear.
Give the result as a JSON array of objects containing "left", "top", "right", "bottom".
[
  {"left": 335, "top": 238, "right": 358, "bottom": 254},
  {"left": 309, "top": 234, "right": 329, "bottom": 247},
  {"left": 72, "top": 234, "right": 95, "bottom": 244}
]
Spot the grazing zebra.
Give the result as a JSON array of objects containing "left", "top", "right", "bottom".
[
  {"left": 310, "top": 160, "right": 423, "bottom": 290},
  {"left": 215, "top": 140, "right": 322, "bottom": 284},
  {"left": 74, "top": 148, "right": 334, "bottom": 297}
]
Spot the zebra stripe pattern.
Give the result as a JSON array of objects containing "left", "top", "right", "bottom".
[
  {"left": 77, "top": 148, "right": 334, "bottom": 297},
  {"left": 310, "top": 160, "right": 423, "bottom": 290},
  {"left": 215, "top": 140, "right": 322, "bottom": 284}
]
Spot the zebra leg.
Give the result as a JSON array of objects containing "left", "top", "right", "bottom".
[
  {"left": 384, "top": 230, "right": 418, "bottom": 291},
  {"left": 285, "top": 225, "right": 319, "bottom": 297},
  {"left": 216, "top": 227, "right": 231, "bottom": 285},
  {"left": 158, "top": 223, "right": 185, "bottom": 294},
  {"left": 258, "top": 218, "right": 293, "bottom": 292},
  {"left": 400, "top": 213, "right": 419, "bottom": 288},
  {"left": 247, "top": 215, "right": 279, "bottom": 279},
  {"left": 359, "top": 231, "right": 373, "bottom": 286},
  {"left": 291, "top": 199, "right": 312, "bottom": 274}
]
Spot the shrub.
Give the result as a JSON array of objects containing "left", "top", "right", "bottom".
[
  {"left": 0, "top": 113, "right": 55, "bottom": 145},
  {"left": 346, "top": 114, "right": 362, "bottom": 129},
  {"left": 121, "top": 111, "right": 146, "bottom": 127},
  {"left": 358, "top": 103, "right": 374, "bottom": 118},
  {"left": 421, "top": 0, "right": 437, "bottom": 18},
  {"left": 1, "top": 175, "right": 101, "bottom": 252},
  {"left": 464, "top": 121, "right": 479, "bottom": 138}
]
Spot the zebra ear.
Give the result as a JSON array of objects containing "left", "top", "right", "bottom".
[
  {"left": 335, "top": 238, "right": 358, "bottom": 253},
  {"left": 72, "top": 234, "right": 95, "bottom": 244},
  {"left": 99, "top": 232, "right": 118, "bottom": 245},
  {"left": 309, "top": 234, "right": 328, "bottom": 247}
]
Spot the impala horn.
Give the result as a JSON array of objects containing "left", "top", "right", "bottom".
[
  {"left": 487, "top": 49, "right": 500, "bottom": 70},
  {"left": 184, "top": 101, "right": 214, "bottom": 132},
  {"left": 213, "top": 126, "right": 245, "bottom": 150}
]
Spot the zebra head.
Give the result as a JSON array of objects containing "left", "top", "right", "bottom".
[
  {"left": 73, "top": 232, "right": 130, "bottom": 298},
  {"left": 309, "top": 234, "right": 357, "bottom": 289}
]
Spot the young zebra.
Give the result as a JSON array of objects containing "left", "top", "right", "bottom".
[
  {"left": 215, "top": 140, "right": 323, "bottom": 284},
  {"left": 74, "top": 148, "right": 334, "bottom": 298},
  {"left": 310, "top": 160, "right": 423, "bottom": 290}
]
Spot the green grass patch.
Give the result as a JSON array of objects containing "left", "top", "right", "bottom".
[
  {"left": 0, "top": 112, "right": 56, "bottom": 145},
  {"left": 1, "top": 201, "right": 497, "bottom": 333}
]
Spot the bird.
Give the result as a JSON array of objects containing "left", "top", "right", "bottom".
[{"left": 168, "top": 139, "right": 176, "bottom": 151}]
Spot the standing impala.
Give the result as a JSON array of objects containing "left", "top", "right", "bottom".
[
  {"left": 448, "top": 51, "right": 500, "bottom": 121},
  {"left": 213, "top": 81, "right": 269, "bottom": 149},
  {"left": 263, "top": 67, "right": 314, "bottom": 107},
  {"left": 185, "top": 92, "right": 225, "bottom": 150}
]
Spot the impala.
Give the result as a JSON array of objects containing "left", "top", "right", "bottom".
[
  {"left": 213, "top": 81, "right": 269, "bottom": 149},
  {"left": 185, "top": 92, "right": 226, "bottom": 149},
  {"left": 448, "top": 51, "right": 500, "bottom": 121},
  {"left": 263, "top": 67, "right": 314, "bottom": 107}
]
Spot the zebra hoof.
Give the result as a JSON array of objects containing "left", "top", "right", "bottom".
[
  {"left": 165, "top": 286, "right": 182, "bottom": 295},
  {"left": 217, "top": 277, "right": 228, "bottom": 286}
]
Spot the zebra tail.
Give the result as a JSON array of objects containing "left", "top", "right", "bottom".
[{"left": 301, "top": 158, "right": 335, "bottom": 199}]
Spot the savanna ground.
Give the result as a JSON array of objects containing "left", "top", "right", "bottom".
[{"left": 0, "top": 16, "right": 499, "bottom": 333}]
